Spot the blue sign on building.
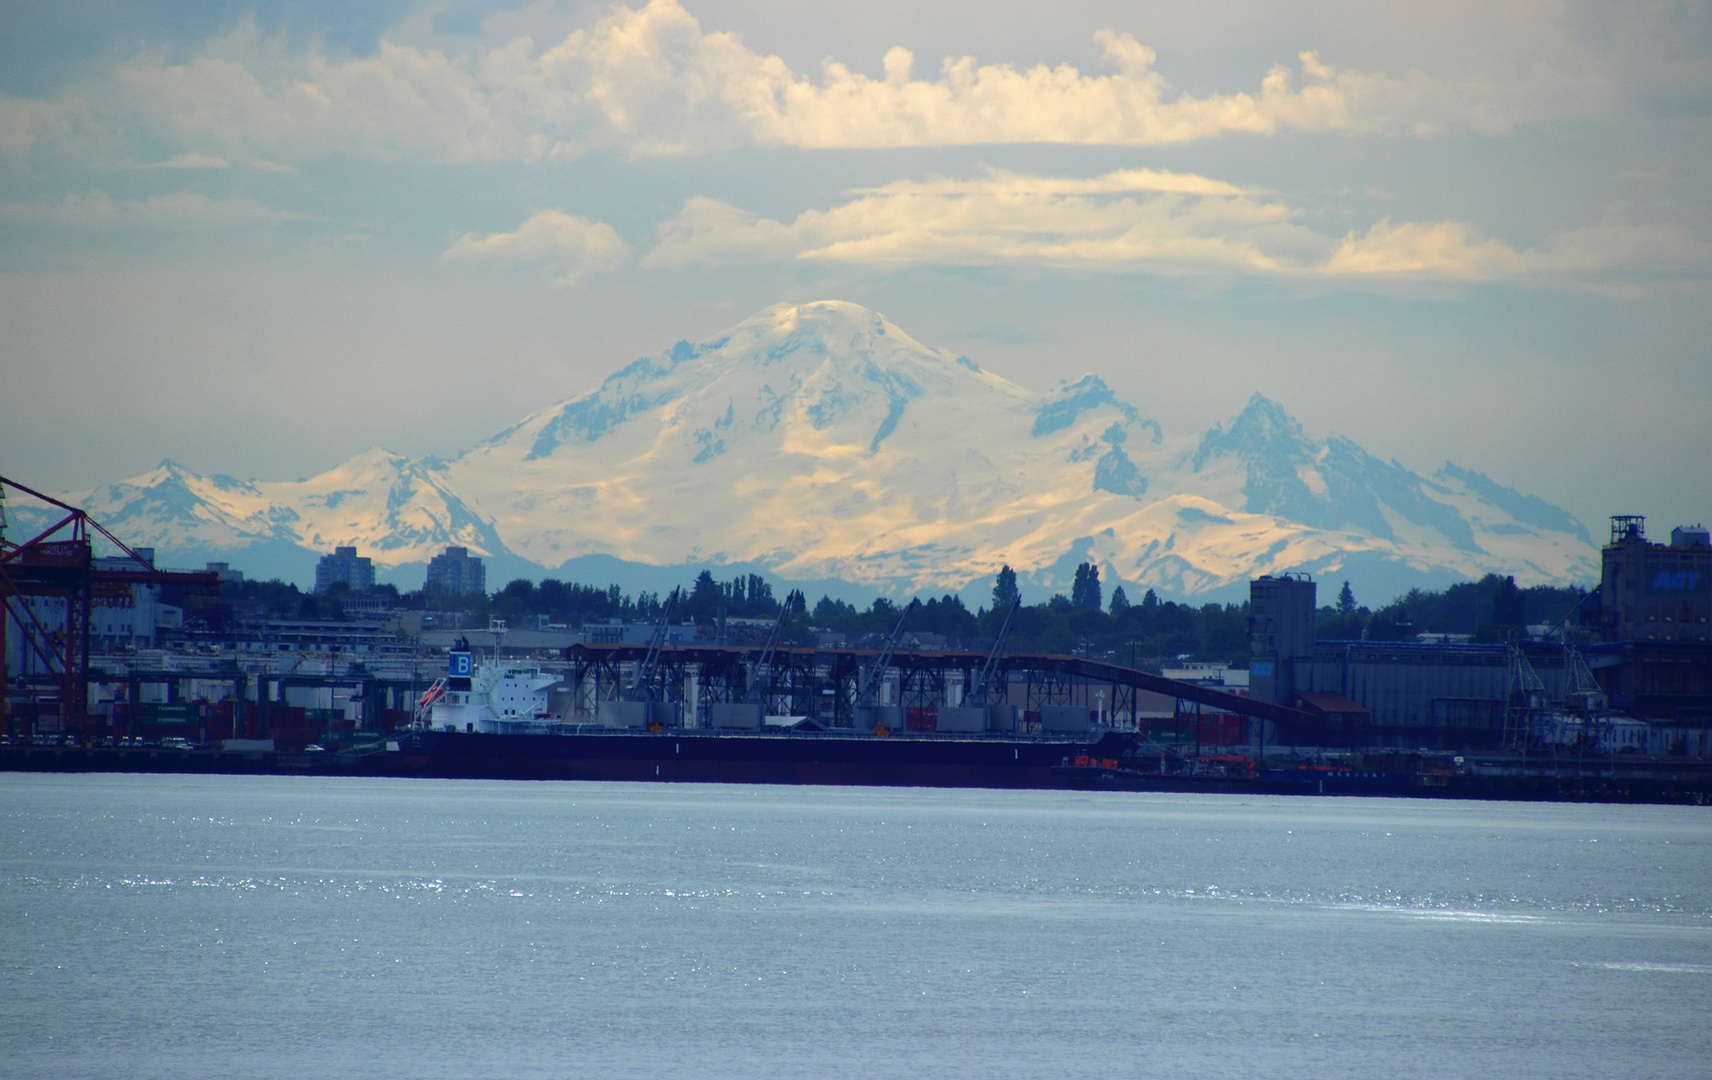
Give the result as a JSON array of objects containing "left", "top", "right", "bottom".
[
  {"left": 449, "top": 651, "right": 472, "bottom": 678},
  {"left": 1651, "top": 571, "right": 1703, "bottom": 591}
]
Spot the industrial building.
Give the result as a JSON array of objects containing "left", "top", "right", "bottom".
[
  {"left": 1244, "top": 515, "right": 1712, "bottom": 751},
  {"left": 1591, "top": 517, "right": 1710, "bottom": 643},
  {"left": 1248, "top": 573, "right": 1316, "bottom": 707},
  {"left": 1582, "top": 517, "right": 1712, "bottom": 723},
  {"left": 1304, "top": 639, "right": 1569, "bottom": 749}
]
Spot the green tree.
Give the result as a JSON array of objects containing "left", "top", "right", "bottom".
[
  {"left": 1337, "top": 580, "right": 1356, "bottom": 614},
  {"left": 813, "top": 595, "right": 857, "bottom": 622},
  {"left": 742, "top": 573, "right": 778, "bottom": 616},
  {"left": 1109, "top": 585, "right": 1130, "bottom": 614},
  {"left": 1491, "top": 575, "right": 1525, "bottom": 632},
  {"left": 683, "top": 569, "right": 724, "bottom": 620},
  {"left": 1071, "top": 562, "right": 1102, "bottom": 610},
  {"left": 992, "top": 565, "right": 1020, "bottom": 609}
]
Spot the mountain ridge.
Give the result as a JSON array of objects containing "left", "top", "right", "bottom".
[{"left": 18, "top": 300, "right": 1597, "bottom": 603}]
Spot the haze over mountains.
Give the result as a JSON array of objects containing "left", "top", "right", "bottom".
[{"left": 28, "top": 301, "right": 1596, "bottom": 604}]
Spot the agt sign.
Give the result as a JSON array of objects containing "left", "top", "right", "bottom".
[{"left": 1652, "top": 571, "right": 1704, "bottom": 590}]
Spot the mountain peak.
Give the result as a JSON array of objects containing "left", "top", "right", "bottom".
[
  {"left": 69, "top": 302, "right": 1597, "bottom": 598},
  {"left": 721, "top": 300, "right": 952, "bottom": 377},
  {"left": 511, "top": 299, "right": 1031, "bottom": 460},
  {"left": 1192, "top": 393, "right": 1312, "bottom": 472},
  {"left": 757, "top": 299, "right": 888, "bottom": 331},
  {"left": 1232, "top": 392, "right": 1302, "bottom": 436}
]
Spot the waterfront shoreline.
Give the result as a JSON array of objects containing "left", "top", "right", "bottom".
[{"left": 4, "top": 737, "right": 1710, "bottom": 805}]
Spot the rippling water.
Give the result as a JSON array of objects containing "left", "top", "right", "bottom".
[{"left": 2, "top": 774, "right": 1709, "bottom": 1079}]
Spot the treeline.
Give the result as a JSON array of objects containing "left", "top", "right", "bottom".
[
  {"left": 494, "top": 571, "right": 783, "bottom": 625},
  {"left": 188, "top": 570, "right": 786, "bottom": 630},
  {"left": 1316, "top": 574, "right": 1588, "bottom": 643},
  {"left": 802, "top": 567, "right": 1247, "bottom": 665},
  {"left": 185, "top": 562, "right": 1590, "bottom": 664}
]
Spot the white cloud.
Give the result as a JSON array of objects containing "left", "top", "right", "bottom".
[
  {"left": 105, "top": 33, "right": 538, "bottom": 163},
  {"left": 0, "top": 96, "right": 79, "bottom": 157},
  {"left": 0, "top": 190, "right": 304, "bottom": 228},
  {"left": 0, "top": 0, "right": 1605, "bottom": 164},
  {"left": 140, "top": 152, "right": 230, "bottom": 169},
  {"left": 643, "top": 167, "right": 1712, "bottom": 284},
  {"left": 1325, "top": 218, "right": 1712, "bottom": 281},
  {"left": 647, "top": 168, "right": 1327, "bottom": 274},
  {"left": 441, "top": 209, "right": 629, "bottom": 284},
  {"left": 642, "top": 196, "right": 800, "bottom": 269}
]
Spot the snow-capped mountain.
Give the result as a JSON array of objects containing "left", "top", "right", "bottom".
[{"left": 31, "top": 301, "right": 1598, "bottom": 601}]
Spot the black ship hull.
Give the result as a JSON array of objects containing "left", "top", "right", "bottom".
[
  {"left": 7, "top": 735, "right": 1712, "bottom": 804},
  {"left": 392, "top": 728, "right": 1130, "bottom": 789}
]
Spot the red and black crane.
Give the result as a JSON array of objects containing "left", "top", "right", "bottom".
[{"left": 0, "top": 475, "right": 219, "bottom": 737}]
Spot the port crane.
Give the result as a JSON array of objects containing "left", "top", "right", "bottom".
[
  {"left": 625, "top": 587, "right": 681, "bottom": 702},
  {"left": 745, "top": 589, "right": 804, "bottom": 711},
  {"left": 1, "top": 475, "right": 218, "bottom": 737},
  {"left": 853, "top": 599, "right": 919, "bottom": 730},
  {"left": 1501, "top": 643, "right": 1551, "bottom": 749},
  {"left": 965, "top": 597, "right": 1021, "bottom": 706}
]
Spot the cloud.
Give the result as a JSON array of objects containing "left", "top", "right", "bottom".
[
  {"left": 646, "top": 168, "right": 1326, "bottom": 274},
  {"left": 0, "top": 190, "right": 304, "bottom": 228},
  {"left": 643, "top": 166, "right": 1712, "bottom": 284},
  {"left": 106, "top": 33, "right": 536, "bottom": 164},
  {"left": 140, "top": 152, "right": 230, "bottom": 169},
  {"left": 0, "top": 0, "right": 1605, "bottom": 164},
  {"left": 0, "top": 96, "right": 78, "bottom": 156},
  {"left": 1325, "top": 218, "right": 1712, "bottom": 280},
  {"left": 441, "top": 209, "right": 629, "bottom": 284}
]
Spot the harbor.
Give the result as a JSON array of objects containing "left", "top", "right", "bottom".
[{"left": 3, "top": 476, "right": 1709, "bottom": 805}]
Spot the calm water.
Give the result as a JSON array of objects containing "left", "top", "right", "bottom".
[{"left": 2, "top": 775, "right": 1709, "bottom": 1079}]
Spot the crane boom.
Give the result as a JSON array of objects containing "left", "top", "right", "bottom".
[
  {"left": 626, "top": 587, "right": 680, "bottom": 702},
  {"left": 746, "top": 589, "right": 803, "bottom": 705},
  {"left": 967, "top": 598, "right": 1021, "bottom": 705},
  {"left": 856, "top": 598, "right": 919, "bottom": 705}
]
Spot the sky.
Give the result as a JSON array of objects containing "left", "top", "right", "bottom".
[{"left": 2, "top": 0, "right": 1709, "bottom": 541}]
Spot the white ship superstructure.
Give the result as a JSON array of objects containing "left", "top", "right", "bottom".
[{"left": 418, "top": 649, "right": 561, "bottom": 733}]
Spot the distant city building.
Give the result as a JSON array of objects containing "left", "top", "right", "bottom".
[
  {"left": 425, "top": 545, "right": 486, "bottom": 596},
  {"left": 1596, "top": 516, "right": 1710, "bottom": 643},
  {"left": 314, "top": 546, "right": 375, "bottom": 594},
  {"left": 205, "top": 561, "right": 244, "bottom": 583},
  {"left": 1249, "top": 573, "right": 1316, "bottom": 705}
]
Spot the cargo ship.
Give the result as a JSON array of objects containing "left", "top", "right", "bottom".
[
  {"left": 1050, "top": 754, "right": 1414, "bottom": 796},
  {"left": 391, "top": 724, "right": 1132, "bottom": 787}
]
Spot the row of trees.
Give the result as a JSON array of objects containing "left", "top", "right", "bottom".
[
  {"left": 1316, "top": 574, "right": 1587, "bottom": 643},
  {"left": 186, "top": 563, "right": 1589, "bottom": 666},
  {"left": 799, "top": 563, "right": 1247, "bottom": 663}
]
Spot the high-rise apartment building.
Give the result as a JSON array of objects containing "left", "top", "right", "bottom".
[
  {"left": 314, "top": 546, "right": 375, "bottom": 594},
  {"left": 425, "top": 546, "right": 486, "bottom": 596}
]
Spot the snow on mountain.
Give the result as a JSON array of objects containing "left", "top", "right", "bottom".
[
  {"left": 54, "top": 451, "right": 501, "bottom": 574},
  {"left": 448, "top": 301, "right": 1170, "bottom": 593},
  {"left": 34, "top": 300, "right": 1599, "bottom": 599}
]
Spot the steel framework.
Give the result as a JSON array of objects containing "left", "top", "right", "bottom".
[
  {"left": 0, "top": 476, "right": 219, "bottom": 736},
  {"left": 565, "top": 642, "right": 1318, "bottom": 736}
]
